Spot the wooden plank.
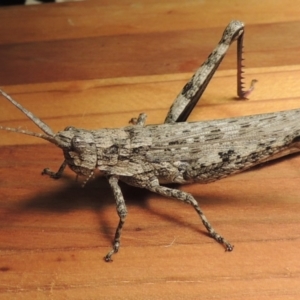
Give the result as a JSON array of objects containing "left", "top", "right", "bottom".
[
  {"left": 2, "top": 22, "right": 300, "bottom": 85},
  {"left": 1, "top": 0, "right": 300, "bottom": 45},
  {"left": 1, "top": 0, "right": 300, "bottom": 299}
]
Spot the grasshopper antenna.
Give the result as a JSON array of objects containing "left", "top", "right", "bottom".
[{"left": 0, "top": 88, "right": 56, "bottom": 143}]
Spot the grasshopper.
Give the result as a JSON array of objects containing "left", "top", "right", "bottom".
[{"left": 1, "top": 20, "right": 297, "bottom": 262}]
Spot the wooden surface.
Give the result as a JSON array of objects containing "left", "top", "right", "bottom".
[{"left": 1, "top": 0, "right": 300, "bottom": 299}]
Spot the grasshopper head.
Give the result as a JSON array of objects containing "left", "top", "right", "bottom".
[
  {"left": 55, "top": 126, "right": 97, "bottom": 177},
  {"left": 0, "top": 89, "right": 97, "bottom": 179}
]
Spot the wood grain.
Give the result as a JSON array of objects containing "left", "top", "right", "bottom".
[{"left": 0, "top": 0, "right": 300, "bottom": 299}]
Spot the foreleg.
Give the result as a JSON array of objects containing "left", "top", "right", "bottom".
[
  {"left": 42, "top": 160, "right": 67, "bottom": 179},
  {"left": 105, "top": 175, "right": 128, "bottom": 262}
]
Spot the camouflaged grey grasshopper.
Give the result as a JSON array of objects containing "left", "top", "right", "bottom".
[{"left": 2, "top": 20, "right": 298, "bottom": 262}]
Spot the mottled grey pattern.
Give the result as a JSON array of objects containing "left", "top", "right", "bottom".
[
  {"left": 1, "top": 21, "right": 298, "bottom": 262},
  {"left": 165, "top": 20, "right": 245, "bottom": 123}
]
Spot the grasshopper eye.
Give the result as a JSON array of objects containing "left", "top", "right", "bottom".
[{"left": 71, "top": 135, "right": 85, "bottom": 152}]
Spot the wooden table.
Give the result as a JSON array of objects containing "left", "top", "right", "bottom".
[{"left": 1, "top": 1, "right": 300, "bottom": 299}]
